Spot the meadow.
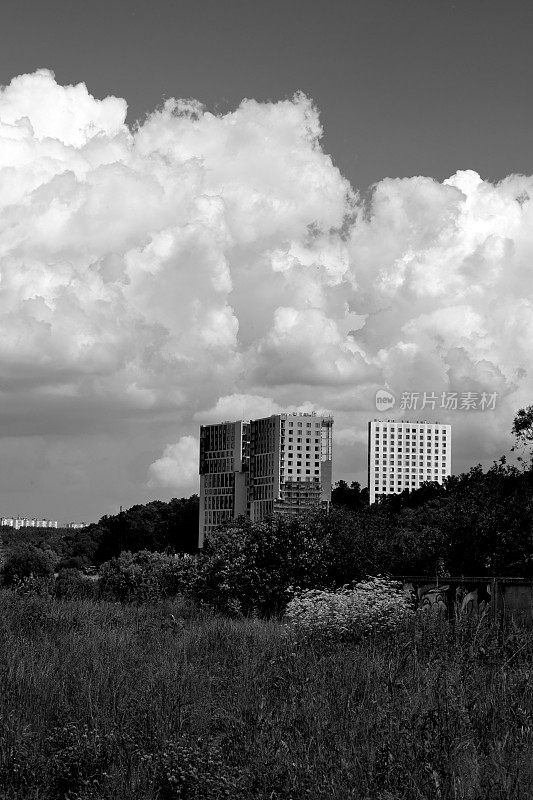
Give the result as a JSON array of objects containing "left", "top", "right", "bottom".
[{"left": 1, "top": 591, "right": 533, "bottom": 799}]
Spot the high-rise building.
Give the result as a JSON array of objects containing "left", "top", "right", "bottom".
[
  {"left": 368, "top": 419, "right": 451, "bottom": 504},
  {"left": 249, "top": 412, "right": 333, "bottom": 522},
  {"left": 198, "top": 412, "right": 333, "bottom": 547},
  {"left": 198, "top": 420, "right": 250, "bottom": 548}
]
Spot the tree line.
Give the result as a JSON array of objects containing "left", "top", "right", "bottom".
[{"left": 1, "top": 408, "right": 533, "bottom": 616}]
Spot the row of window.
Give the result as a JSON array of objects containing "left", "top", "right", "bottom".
[
  {"left": 281, "top": 421, "right": 322, "bottom": 428},
  {"left": 374, "top": 442, "right": 446, "bottom": 453},
  {"left": 373, "top": 425, "right": 448, "bottom": 432},
  {"left": 375, "top": 458, "right": 447, "bottom": 464},
  {"left": 203, "top": 509, "right": 233, "bottom": 525},
  {"left": 204, "top": 495, "right": 234, "bottom": 510},
  {"left": 283, "top": 445, "right": 320, "bottom": 451},
  {"left": 374, "top": 433, "right": 447, "bottom": 440},
  {"left": 374, "top": 467, "right": 446, "bottom": 476},
  {"left": 375, "top": 474, "right": 446, "bottom": 486},
  {"left": 282, "top": 469, "right": 321, "bottom": 475},
  {"left": 202, "top": 473, "right": 235, "bottom": 487}
]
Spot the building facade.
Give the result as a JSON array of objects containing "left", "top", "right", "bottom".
[
  {"left": 199, "top": 412, "right": 333, "bottom": 547},
  {"left": 368, "top": 419, "right": 451, "bottom": 504},
  {"left": 198, "top": 420, "right": 250, "bottom": 548}
]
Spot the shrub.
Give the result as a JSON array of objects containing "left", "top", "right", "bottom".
[
  {"left": 1, "top": 544, "right": 56, "bottom": 587},
  {"left": 99, "top": 550, "right": 197, "bottom": 603},
  {"left": 284, "top": 576, "right": 414, "bottom": 643},
  {"left": 54, "top": 569, "right": 97, "bottom": 600}
]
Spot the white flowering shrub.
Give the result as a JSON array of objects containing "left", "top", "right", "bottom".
[{"left": 284, "top": 577, "right": 414, "bottom": 643}]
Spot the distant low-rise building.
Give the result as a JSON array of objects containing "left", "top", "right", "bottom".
[{"left": 0, "top": 517, "right": 59, "bottom": 529}]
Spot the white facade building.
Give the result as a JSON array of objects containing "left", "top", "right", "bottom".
[
  {"left": 0, "top": 517, "right": 59, "bottom": 529},
  {"left": 368, "top": 419, "right": 451, "bottom": 504}
]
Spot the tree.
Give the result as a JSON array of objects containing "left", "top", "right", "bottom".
[
  {"left": 93, "top": 496, "right": 199, "bottom": 564},
  {"left": 99, "top": 550, "right": 197, "bottom": 603},
  {"left": 195, "top": 512, "right": 332, "bottom": 617},
  {"left": 512, "top": 405, "right": 533, "bottom": 446},
  {"left": 1, "top": 543, "right": 56, "bottom": 586},
  {"left": 331, "top": 480, "right": 367, "bottom": 511}
]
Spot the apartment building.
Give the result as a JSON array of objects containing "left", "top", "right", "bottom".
[
  {"left": 0, "top": 517, "right": 59, "bottom": 529},
  {"left": 198, "top": 420, "right": 250, "bottom": 548},
  {"left": 249, "top": 412, "right": 333, "bottom": 522},
  {"left": 198, "top": 412, "right": 333, "bottom": 546},
  {"left": 368, "top": 419, "right": 451, "bottom": 504}
]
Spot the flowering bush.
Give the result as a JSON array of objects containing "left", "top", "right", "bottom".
[{"left": 284, "top": 576, "right": 414, "bottom": 643}]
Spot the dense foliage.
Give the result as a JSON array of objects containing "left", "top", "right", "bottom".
[
  {"left": 2, "top": 411, "right": 533, "bottom": 617},
  {"left": 0, "top": 495, "right": 199, "bottom": 575}
]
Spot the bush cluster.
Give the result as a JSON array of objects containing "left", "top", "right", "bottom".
[{"left": 99, "top": 550, "right": 197, "bottom": 603}]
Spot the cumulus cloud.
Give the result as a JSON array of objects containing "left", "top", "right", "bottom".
[
  {"left": 0, "top": 69, "right": 531, "bottom": 513},
  {"left": 147, "top": 436, "right": 199, "bottom": 491}
]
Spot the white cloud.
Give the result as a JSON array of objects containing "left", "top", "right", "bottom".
[
  {"left": 147, "top": 436, "right": 199, "bottom": 491},
  {"left": 0, "top": 69, "right": 531, "bottom": 516}
]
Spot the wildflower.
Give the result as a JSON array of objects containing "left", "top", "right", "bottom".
[{"left": 284, "top": 576, "right": 413, "bottom": 644}]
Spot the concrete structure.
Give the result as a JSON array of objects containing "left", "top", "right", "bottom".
[
  {"left": 198, "top": 420, "right": 250, "bottom": 548},
  {"left": 199, "top": 412, "right": 333, "bottom": 547},
  {"left": 399, "top": 576, "right": 533, "bottom": 624},
  {"left": 249, "top": 412, "right": 333, "bottom": 522},
  {"left": 368, "top": 419, "right": 451, "bottom": 504}
]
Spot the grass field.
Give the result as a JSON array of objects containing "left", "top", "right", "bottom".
[{"left": 0, "top": 591, "right": 533, "bottom": 799}]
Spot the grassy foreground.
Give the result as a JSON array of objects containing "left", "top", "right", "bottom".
[{"left": 0, "top": 592, "right": 533, "bottom": 799}]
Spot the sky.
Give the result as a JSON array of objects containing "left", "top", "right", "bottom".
[{"left": 0, "top": 0, "right": 532, "bottom": 521}]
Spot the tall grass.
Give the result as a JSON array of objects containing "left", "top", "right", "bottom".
[{"left": 0, "top": 590, "right": 532, "bottom": 798}]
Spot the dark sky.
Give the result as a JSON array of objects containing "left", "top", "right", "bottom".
[{"left": 1, "top": 0, "right": 532, "bottom": 193}]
